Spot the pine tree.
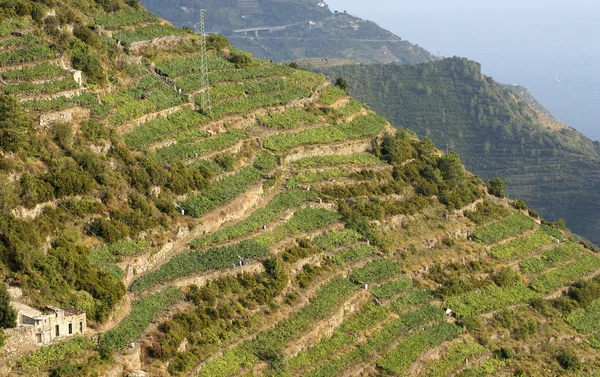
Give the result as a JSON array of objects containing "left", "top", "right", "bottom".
[{"left": 0, "top": 284, "right": 17, "bottom": 329}]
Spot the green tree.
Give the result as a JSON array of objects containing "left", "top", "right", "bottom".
[
  {"left": 438, "top": 151, "right": 464, "bottom": 185},
  {"left": 0, "top": 284, "right": 17, "bottom": 329},
  {"left": 380, "top": 134, "right": 397, "bottom": 163},
  {"left": 71, "top": 46, "right": 105, "bottom": 85},
  {"left": 488, "top": 177, "right": 506, "bottom": 198},
  {"left": 335, "top": 76, "right": 348, "bottom": 91},
  {"left": 0, "top": 94, "right": 33, "bottom": 153}
]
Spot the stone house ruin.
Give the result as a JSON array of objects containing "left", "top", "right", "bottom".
[{"left": 8, "top": 302, "right": 87, "bottom": 346}]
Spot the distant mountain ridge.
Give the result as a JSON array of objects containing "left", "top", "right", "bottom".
[{"left": 140, "top": 0, "right": 434, "bottom": 64}]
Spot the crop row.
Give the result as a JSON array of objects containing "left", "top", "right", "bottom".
[
  {"left": 18, "top": 337, "right": 94, "bottom": 372},
  {"left": 0, "top": 17, "right": 29, "bottom": 37},
  {"left": 101, "top": 287, "right": 181, "bottom": 349},
  {"left": 131, "top": 240, "right": 269, "bottom": 292},
  {"left": 567, "top": 299, "right": 600, "bottom": 334},
  {"left": 445, "top": 283, "right": 538, "bottom": 318},
  {"left": 530, "top": 254, "right": 600, "bottom": 294},
  {"left": 391, "top": 290, "right": 434, "bottom": 313},
  {"left": 253, "top": 151, "right": 279, "bottom": 171},
  {"left": 372, "top": 278, "right": 413, "bottom": 299},
  {"left": 294, "top": 153, "right": 382, "bottom": 168},
  {"left": 331, "top": 98, "right": 364, "bottom": 118},
  {"left": 209, "top": 77, "right": 290, "bottom": 104},
  {"left": 124, "top": 109, "right": 204, "bottom": 149},
  {"left": 0, "top": 34, "right": 44, "bottom": 50},
  {"left": 255, "top": 207, "right": 342, "bottom": 247},
  {"left": 88, "top": 238, "right": 130, "bottom": 279},
  {"left": 174, "top": 65, "right": 295, "bottom": 92},
  {"left": 456, "top": 358, "right": 506, "bottom": 377},
  {"left": 0, "top": 45, "right": 55, "bottom": 67},
  {"left": 93, "top": 10, "right": 158, "bottom": 29},
  {"left": 21, "top": 92, "right": 96, "bottom": 111},
  {"left": 90, "top": 239, "right": 149, "bottom": 265},
  {"left": 286, "top": 302, "right": 389, "bottom": 373},
  {"left": 103, "top": 75, "right": 185, "bottom": 125},
  {"left": 471, "top": 213, "right": 536, "bottom": 244},
  {"left": 304, "top": 304, "right": 445, "bottom": 377},
  {"left": 317, "top": 85, "right": 347, "bottom": 106},
  {"left": 189, "top": 190, "right": 318, "bottom": 248},
  {"left": 3, "top": 76, "right": 78, "bottom": 97},
  {"left": 189, "top": 159, "right": 224, "bottom": 175},
  {"left": 113, "top": 23, "right": 187, "bottom": 44},
  {"left": 155, "top": 54, "right": 235, "bottom": 78},
  {"left": 196, "top": 87, "right": 310, "bottom": 119},
  {"left": 182, "top": 166, "right": 262, "bottom": 218},
  {"left": 520, "top": 245, "right": 573, "bottom": 274},
  {"left": 350, "top": 259, "right": 401, "bottom": 283},
  {"left": 425, "top": 340, "right": 487, "bottom": 377},
  {"left": 264, "top": 113, "right": 387, "bottom": 151},
  {"left": 489, "top": 231, "right": 555, "bottom": 260},
  {"left": 331, "top": 244, "right": 377, "bottom": 265},
  {"left": 153, "top": 129, "right": 248, "bottom": 164},
  {"left": 1, "top": 62, "right": 66, "bottom": 82},
  {"left": 257, "top": 107, "right": 321, "bottom": 130},
  {"left": 198, "top": 278, "right": 357, "bottom": 377},
  {"left": 313, "top": 229, "right": 363, "bottom": 251},
  {"left": 377, "top": 322, "right": 463, "bottom": 375},
  {"left": 287, "top": 69, "right": 328, "bottom": 91},
  {"left": 293, "top": 168, "right": 349, "bottom": 185}
]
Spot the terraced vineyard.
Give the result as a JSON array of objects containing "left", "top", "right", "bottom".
[
  {"left": 4, "top": 5, "right": 600, "bottom": 377},
  {"left": 0, "top": 34, "right": 82, "bottom": 102}
]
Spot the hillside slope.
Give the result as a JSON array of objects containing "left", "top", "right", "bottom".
[
  {"left": 1, "top": 2, "right": 600, "bottom": 377},
  {"left": 140, "top": 0, "right": 434, "bottom": 64},
  {"left": 316, "top": 58, "right": 600, "bottom": 246}
]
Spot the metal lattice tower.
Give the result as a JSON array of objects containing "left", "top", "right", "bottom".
[{"left": 199, "top": 9, "right": 212, "bottom": 115}]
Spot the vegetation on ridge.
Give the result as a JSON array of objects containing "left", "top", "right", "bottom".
[{"left": 317, "top": 58, "right": 600, "bottom": 245}]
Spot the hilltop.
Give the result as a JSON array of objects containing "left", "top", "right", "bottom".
[
  {"left": 315, "top": 59, "right": 600, "bottom": 246},
  {"left": 140, "top": 0, "right": 434, "bottom": 64},
  {"left": 1, "top": 1, "right": 600, "bottom": 377}
]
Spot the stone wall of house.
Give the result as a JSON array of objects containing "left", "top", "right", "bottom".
[{"left": 50, "top": 311, "right": 87, "bottom": 340}]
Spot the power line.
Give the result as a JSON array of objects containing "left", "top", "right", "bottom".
[{"left": 199, "top": 9, "right": 212, "bottom": 116}]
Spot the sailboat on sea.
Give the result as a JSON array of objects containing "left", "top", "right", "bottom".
[{"left": 555, "top": 70, "right": 561, "bottom": 83}]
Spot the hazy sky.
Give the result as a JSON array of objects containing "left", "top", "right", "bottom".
[
  {"left": 324, "top": 0, "right": 600, "bottom": 58},
  {"left": 323, "top": 0, "right": 600, "bottom": 139}
]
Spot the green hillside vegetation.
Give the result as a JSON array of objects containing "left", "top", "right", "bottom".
[
  {"left": 317, "top": 58, "right": 600, "bottom": 246},
  {"left": 1, "top": 1, "right": 600, "bottom": 377},
  {"left": 141, "top": 0, "right": 433, "bottom": 64}
]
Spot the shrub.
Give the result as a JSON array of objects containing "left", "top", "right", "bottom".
[
  {"left": 488, "top": 177, "right": 506, "bottom": 198},
  {"left": 207, "top": 34, "right": 229, "bottom": 51},
  {"left": 492, "top": 267, "right": 522, "bottom": 287},
  {"left": 73, "top": 25, "right": 101, "bottom": 49},
  {"left": 513, "top": 200, "right": 528, "bottom": 211},
  {"left": 213, "top": 153, "right": 236, "bottom": 172},
  {"left": 555, "top": 348, "right": 581, "bottom": 371},
  {"left": 496, "top": 347, "right": 515, "bottom": 360},
  {"left": 229, "top": 51, "right": 252, "bottom": 68}
]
